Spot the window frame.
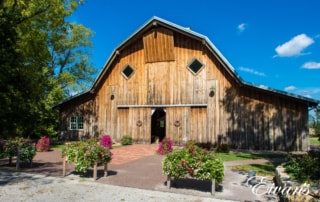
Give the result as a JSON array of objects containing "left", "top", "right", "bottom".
[
  {"left": 187, "top": 58, "right": 204, "bottom": 75},
  {"left": 69, "top": 116, "right": 84, "bottom": 130},
  {"left": 121, "top": 64, "right": 135, "bottom": 79}
]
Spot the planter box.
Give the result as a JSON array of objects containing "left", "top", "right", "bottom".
[
  {"left": 62, "top": 156, "right": 108, "bottom": 180},
  {"left": 166, "top": 176, "right": 216, "bottom": 196}
]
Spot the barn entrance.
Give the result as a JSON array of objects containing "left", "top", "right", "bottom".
[{"left": 151, "top": 108, "right": 166, "bottom": 143}]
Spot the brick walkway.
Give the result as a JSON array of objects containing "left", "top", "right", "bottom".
[{"left": 110, "top": 144, "right": 159, "bottom": 165}]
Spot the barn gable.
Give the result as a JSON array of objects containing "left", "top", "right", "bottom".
[{"left": 55, "top": 16, "right": 319, "bottom": 151}]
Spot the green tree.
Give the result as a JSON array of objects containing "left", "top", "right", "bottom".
[
  {"left": 0, "top": 0, "right": 96, "bottom": 139},
  {"left": 315, "top": 106, "right": 320, "bottom": 138}
]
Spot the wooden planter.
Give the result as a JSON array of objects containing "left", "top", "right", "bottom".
[
  {"left": 62, "top": 156, "right": 108, "bottom": 180},
  {"left": 166, "top": 176, "right": 216, "bottom": 196}
]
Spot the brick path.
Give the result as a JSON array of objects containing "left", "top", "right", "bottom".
[{"left": 110, "top": 144, "right": 159, "bottom": 165}]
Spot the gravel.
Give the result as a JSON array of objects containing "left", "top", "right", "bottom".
[{"left": 0, "top": 170, "right": 237, "bottom": 202}]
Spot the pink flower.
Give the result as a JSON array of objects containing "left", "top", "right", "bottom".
[{"left": 100, "top": 135, "right": 112, "bottom": 149}]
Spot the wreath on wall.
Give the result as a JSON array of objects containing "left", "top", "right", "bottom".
[
  {"left": 174, "top": 120, "right": 181, "bottom": 127},
  {"left": 136, "top": 120, "right": 142, "bottom": 127}
]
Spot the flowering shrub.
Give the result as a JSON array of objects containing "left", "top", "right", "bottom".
[
  {"left": 162, "top": 141, "right": 224, "bottom": 182},
  {"left": 62, "top": 140, "right": 112, "bottom": 173},
  {"left": 100, "top": 135, "right": 112, "bottom": 149},
  {"left": 35, "top": 136, "right": 50, "bottom": 152},
  {"left": 0, "top": 137, "right": 36, "bottom": 164},
  {"left": 156, "top": 138, "right": 173, "bottom": 155}
]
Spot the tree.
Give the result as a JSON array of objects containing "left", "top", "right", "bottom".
[
  {"left": 315, "top": 106, "right": 320, "bottom": 138},
  {"left": 0, "top": 0, "right": 96, "bottom": 139}
]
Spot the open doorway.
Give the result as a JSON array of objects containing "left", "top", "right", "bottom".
[{"left": 151, "top": 108, "right": 166, "bottom": 143}]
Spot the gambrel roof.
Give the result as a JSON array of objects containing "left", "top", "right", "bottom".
[{"left": 55, "top": 16, "right": 319, "bottom": 108}]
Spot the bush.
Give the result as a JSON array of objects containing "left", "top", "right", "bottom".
[
  {"left": 121, "top": 135, "right": 133, "bottom": 145},
  {"left": 18, "top": 143, "right": 36, "bottom": 163},
  {"left": 35, "top": 136, "right": 50, "bottom": 152},
  {"left": 215, "top": 144, "right": 230, "bottom": 153},
  {"left": 162, "top": 141, "right": 224, "bottom": 182},
  {"left": 62, "top": 140, "right": 112, "bottom": 173},
  {"left": 0, "top": 137, "right": 36, "bottom": 163},
  {"left": 285, "top": 150, "right": 320, "bottom": 183},
  {"left": 156, "top": 138, "right": 173, "bottom": 155},
  {"left": 100, "top": 135, "right": 112, "bottom": 149},
  {"left": 195, "top": 142, "right": 215, "bottom": 151}
]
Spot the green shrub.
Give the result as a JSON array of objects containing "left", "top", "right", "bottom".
[
  {"left": 215, "top": 144, "right": 230, "bottom": 153},
  {"left": 121, "top": 135, "right": 133, "bottom": 145},
  {"left": 195, "top": 142, "right": 215, "bottom": 151},
  {"left": 0, "top": 137, "right": 36, "bottom": 164},
  {"left": 285, "top": 150, "right": 320, "bottom": 183}
]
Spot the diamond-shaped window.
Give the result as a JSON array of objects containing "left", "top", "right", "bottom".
[
  {"left": 187, "top": 58, "right": 204, "bottom": 75},
  {"left": 121, "top": 64, "right": 135, "bottom": 79}
]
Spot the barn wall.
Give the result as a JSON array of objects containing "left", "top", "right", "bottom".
[
  {"left": 58, "top": 94, "right": 98, "bottom": 141},
  {"left": 58, "top": 26, "right": 310, "bottom": 151},
  {"left": 222, "top": 86, "right": 309, "bottom": 151},
  {"left": 94, "top": 28, "right": 235, "bottom": 144}
]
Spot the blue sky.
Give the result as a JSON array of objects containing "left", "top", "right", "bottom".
[{"left": 71, "top": 0, "right": 320, "bottom": 101}]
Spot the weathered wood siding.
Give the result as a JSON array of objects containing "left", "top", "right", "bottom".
[
  {"left": 58, "top": 25, "right": 311, "bottom": 151},
  {"left": 143, "top": 28, "right": 175, "bottom": 63},
  {"left": 221, "top": 86, "right": 309, "bottom": 151},
  {"left": 58, "top": 93, "right": 98, "bottom": 140}
]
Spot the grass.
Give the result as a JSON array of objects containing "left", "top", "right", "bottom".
[
  {"left": 50, "top": 144, "right": 66, "bottom": 151},
  {"left": 216, "top": 151, "right": 287, "bottom": 177},
  {"left": 216, "top": 151, "right": 287, "bottom": 162},
  {"left": 230, "top": 162, "right": 281, "bottom": 177},
  {"left": 310, "top": 136, "right": 320, "bottom": 146}
]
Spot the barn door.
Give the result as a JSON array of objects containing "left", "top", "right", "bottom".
[
  {"left": 166, "top": 107, "right": 190, "bottom": 145},
  {"left": 128, "top": 108, "right": 151, "bottom": 143},
  {"left": 151, "top": 108, "right": 166, "bottom": 143}
]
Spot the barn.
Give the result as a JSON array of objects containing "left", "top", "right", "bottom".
[{"left": 54, "top": 17, "right": 318, "bottom": 151}]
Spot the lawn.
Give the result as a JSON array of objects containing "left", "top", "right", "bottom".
[
  {"left": 310, "top": 136, "right": 320, "bottom": 146},
  {"left": 216, "top": 151, "right": 287, "bottom": 162},
  {"left": 229, "top": 162, "right": 281, "bottom": 177},
  {"left": 216, "top": 151, "right": 287, "bottom": 177}
]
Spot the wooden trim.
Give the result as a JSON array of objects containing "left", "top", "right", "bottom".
[{"left": 117, "top": 104, "right": 207, "bottom": 108}]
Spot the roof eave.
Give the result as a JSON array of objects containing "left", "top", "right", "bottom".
[{"left": 243, "top": 82, "right": 319, "bottom": 107}]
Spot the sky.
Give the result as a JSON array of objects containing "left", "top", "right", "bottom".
[{"left": 71, "top": 0, "right": 320, "bottom": 102}]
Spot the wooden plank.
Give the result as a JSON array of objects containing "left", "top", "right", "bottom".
[{"left": 143, "top": 28, "right": 175, "bottom": 63}]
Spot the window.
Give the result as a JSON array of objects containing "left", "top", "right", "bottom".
[
  {"left": 70, "top": 116, "right": 84, "bottom": 130},
  {"left": 187, "top": 58, "right": 204, "bottom": 75},
  {"left": 121, "top": 64, "right": 135, "bottom": 79}
]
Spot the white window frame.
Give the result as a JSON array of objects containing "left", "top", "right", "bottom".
[{"left": 70, "top": 116, "right": 84, "bottom": 130}]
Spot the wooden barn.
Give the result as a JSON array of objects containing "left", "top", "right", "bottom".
[{"left": 55, "top": 17, "right": 318, "bottom": 151}]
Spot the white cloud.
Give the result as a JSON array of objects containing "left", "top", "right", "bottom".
[
  {"left": 237, "top": 23, "right": 247, "bottom": 33},
  {"left": 285, "top": 87, "right": 320, "bottom": 100},
  {"left": 284, "top": 86, "right": 296, "bottom": 91},
  {"left": 302, "top": 62, "right": 320, "bottom": 69},
  {"left": 239, "top": 67, "right": 266, "bottom": 76},
  {"left": 274, "top": 34, "right": 314, "bottom": 57}
]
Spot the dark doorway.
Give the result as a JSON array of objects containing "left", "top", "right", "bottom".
[{"left": 151, "top": 108, "right": 166, "bottom": 143}]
